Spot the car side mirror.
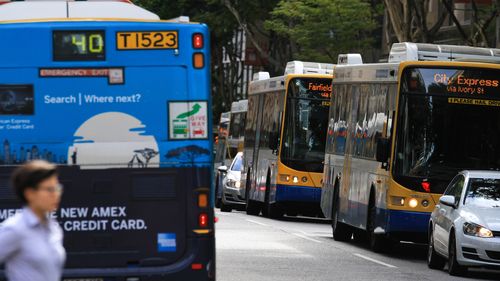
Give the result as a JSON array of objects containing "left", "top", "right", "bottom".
[
  {"left": 376, "top": 138, "right": 390, "bottom": 163},
  {"left": 439, "top": 195, "right": 457, "bottom": 208},
  {"left": 218, "top": 165, "right": 228, "bottom": 173}
]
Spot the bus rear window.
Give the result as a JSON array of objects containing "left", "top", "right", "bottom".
[{"left": 0, "top": 85, "right": 34, "bottom": 115}]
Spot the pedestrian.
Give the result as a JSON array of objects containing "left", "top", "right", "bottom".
[{"left": 0, "top": 160, "right": 66, "bottom": 281}]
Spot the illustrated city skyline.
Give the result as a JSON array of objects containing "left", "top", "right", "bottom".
[{"left": 0, "top": 139, "right": 67, "bottom": 165}]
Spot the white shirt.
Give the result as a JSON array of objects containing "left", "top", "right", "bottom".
[{"left": 0, "top": 207, "right": 66, "bottom": 281}]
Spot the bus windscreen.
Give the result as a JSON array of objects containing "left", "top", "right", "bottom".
[
  {"left": 394, "top": 67, "right": 500, "bottom": 193},
  {"left": 280, "top": 78, "right": 332, "bottom": 173}
]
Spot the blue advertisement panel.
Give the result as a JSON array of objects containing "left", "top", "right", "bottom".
[{"left": 0, "top": 66, "right": 210, "bottom": 168}]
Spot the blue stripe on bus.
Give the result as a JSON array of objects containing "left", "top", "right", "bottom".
[
  {"left": 275, "top": 184, "right": 321, "bottom": 203},
  {"left": 385, "top": 209, "right": 430, "bottom": 233}
]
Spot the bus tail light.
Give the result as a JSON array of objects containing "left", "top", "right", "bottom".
[
  {"left": 193, "top": 53, "right": 204, "bottom": 68},
  {"left": 199, "top": 213, "right": 208, "bottom": 227},
  {"left": 198, "top": 193, "right": 208, "bottom": 208},
  {"left": 192, "top": 33, "right": 204, "bottom": 49},
  {"left": 191, "top": 263, "right": 203, "bottom": 270}
]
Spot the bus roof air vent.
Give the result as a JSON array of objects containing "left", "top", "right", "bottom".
[
  {"left": 253, "top": 72, "right": 270, "bottom": 81},
  {"left": 168, "top": 16, "right": 190, "bottom": 23},
  {"left": 0, "top": 0, "right": 159, "bottom": 21},
  {"left": 337, "top": 54, "right": 363, "bottom": 65},
  {"left": 284, "top": 61, "right": 334, "bottom": 75},
  {"left": 389, "top": 42, "right": 500, "bottom": 63}
]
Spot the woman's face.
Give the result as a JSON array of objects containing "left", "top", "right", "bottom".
[{"left": 25, "top": 175, "right": 62, "bottom": 213}]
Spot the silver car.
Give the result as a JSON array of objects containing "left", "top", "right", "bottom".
[
  {"left": 428, "top": 170, "right": 500, "bottom": 275},
  {"left": 215, "top": 152, "right": 245, "bottom": 212}
]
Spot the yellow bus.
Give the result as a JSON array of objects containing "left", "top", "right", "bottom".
[
  {"left": 321, "top": 43, "right": 500, "bottom": 251},
  {"left": 242, "top": 61, "right": 333, "bottom": 218}
]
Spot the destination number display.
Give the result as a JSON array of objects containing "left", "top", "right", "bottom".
[
  {"left": 53, "top": 30, "right": 105, "bottom": 61},
  {"left": 403, "top": 67, "right": 500, "bottom": 97}
]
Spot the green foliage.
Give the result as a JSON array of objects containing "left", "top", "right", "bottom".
[{"left": 265, "top": 0, "right": 377, "bottom": 62}]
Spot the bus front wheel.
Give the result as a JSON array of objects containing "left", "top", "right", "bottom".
[
  {"left": 263, "top": 171, "right": 283, "bottom": 219},
  {"left": 367, "top": 193, "right": 389, "bottom": 252}
]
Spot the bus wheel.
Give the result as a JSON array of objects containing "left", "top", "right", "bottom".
[
  {"left": 264, "top": 183, "right": 283, "bottom": 219},
  {"left": 367, "top": 195, "right": 389, "bottom": 252},
  {"left": 245, "top": 173, "right": 261, "bottom": 216},
  {"left": 332, "top": 186, "right": 351, "bottom": 241}
]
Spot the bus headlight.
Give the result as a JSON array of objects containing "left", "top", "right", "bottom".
[
  {"left": 280, "top": 174, "right": 290, "bottom": 182},
  {"left": 408, "top": 198, "right": 418, "bottom": 208},
  {"left": 390, "top": 196, "right": 405, "bottom": 206},
  {"left": 292, "top": 176, "right": 299, "bottom": 183},
  {"left": 301, "top": 176, "right": 308, "bottom": 183},
  {"left": 463, "top": 222, "right": 493, "bottom": 238},
  {"left": 235, "top": 181, "right": 241, "bottom": 188}
]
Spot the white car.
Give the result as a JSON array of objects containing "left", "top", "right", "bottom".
[
  {"left": 215, "top": 152, "right": 245, "bottom": 212},
  {"left": 428, "top": 170, "right": 500, "bottom": 275}
]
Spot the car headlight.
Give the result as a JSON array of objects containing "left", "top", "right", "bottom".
[
  {"left": 227, "top": 179, "right": 236, "bottom": 187},
  {"left": 463, "top": 222, "right": 493, "bottom": 238}
]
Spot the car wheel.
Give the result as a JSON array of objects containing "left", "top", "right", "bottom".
[
  {"left": 332, "top": 185, "right": 352, "bottom": 242},
  {"left": 448, "top": 232, "right": 467, "bottom": 276},
  {"left": 220, "top": 200, "right": 232, "bottom": 212},
  {"left": 427, "top": 228, "right": 445, "bottom": 269}
]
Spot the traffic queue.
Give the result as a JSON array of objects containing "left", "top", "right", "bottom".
[{"left": 214, "top": 42, "right": 500, "bottom": 276}]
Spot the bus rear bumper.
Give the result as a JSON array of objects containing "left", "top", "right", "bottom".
[{"left": 32, "top": 237, "right": 214, "bottom": 281}]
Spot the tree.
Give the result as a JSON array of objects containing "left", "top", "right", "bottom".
[
  {"left": 441, "top": 0, "right": 500, "bottom": 47},
  {"left": 384, "top": 0, "right": 447, "bottom": 44},
  {"left": 265, "top": 0, "right": 377, "bottom": 62}
]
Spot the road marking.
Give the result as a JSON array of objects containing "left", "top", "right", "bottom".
[
  {"left": 245, "top": 219, "right": 270, "bottom": 227},
  {"left": 291, "top": 232, "right": 322, "bottom": 243},
  {"left": 354, "top": 253, "right": 397, "bottom": 268}
]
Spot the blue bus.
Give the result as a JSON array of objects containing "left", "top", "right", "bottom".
[{"left": 0, "top": 1, "right": 215, "bottom": 280}]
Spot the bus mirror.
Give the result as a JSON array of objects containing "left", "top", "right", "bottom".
[
  {"left": 269, "top": 132, "right": 278, "bottom": 151},
  {"left": 376, "top": 138, "right": 390, "bottom": 163}
]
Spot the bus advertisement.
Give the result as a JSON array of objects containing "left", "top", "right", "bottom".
[
  {"left": 0, "top": 1, "right": 215, "bottom": 280},
  {"left": 322, "top": 43, "right": 500, "bottom": 252},
  {"left": 242, "top": 61, "right": 334, "bottom": 218}
]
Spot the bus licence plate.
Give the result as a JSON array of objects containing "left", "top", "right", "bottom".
[{"left": 116, "top": 31, "right": 178, "bottom": 50}]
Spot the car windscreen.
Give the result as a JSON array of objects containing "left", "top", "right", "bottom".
[
  {"left": 231, "top": 155, "right": 243, "bottom": 171},
  {"left": 464, "top": 178, "right": 500, "bottom": 208}
]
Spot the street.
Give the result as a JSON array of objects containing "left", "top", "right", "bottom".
[{"left": 216, "top": 210, "right": 500, "bottom": 281}]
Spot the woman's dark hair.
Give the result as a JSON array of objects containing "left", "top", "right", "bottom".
[{"left": 11, "top": 160, "right": 58, "bottom": 204}]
